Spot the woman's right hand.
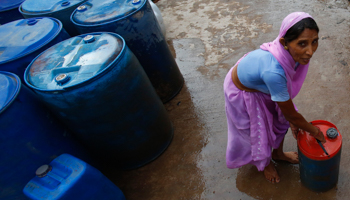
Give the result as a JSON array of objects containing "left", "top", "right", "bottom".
[
  {"left": 311, "top": 126, "right": 326, "bottom": 144},
  {"left": 276, "top": 99, "right": 326, "bottom": 144}
]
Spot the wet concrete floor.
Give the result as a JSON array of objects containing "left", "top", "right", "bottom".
[{"left": 105, "top": 0, "right": 350, "bottom": 199}]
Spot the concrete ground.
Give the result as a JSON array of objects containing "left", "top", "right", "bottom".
[{"left": 104, "top": 0, "right": 350, "bottom": 199}]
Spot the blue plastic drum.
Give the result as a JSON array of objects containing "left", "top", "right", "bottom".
[
  {"left": 23, "top": 154, "right": 126, "bottom": 200},
  {"left": 24, "top": 32, "right": 174, "bottom": 170},
  {"left": 0, "top": 72, "right": 91, "bottom": 200},
  {"left": 19, "top": 0, "right": 87, "bottom": 36},
  {"left": 0, "top": 17, "right": 70, "bottom": 83},
  {"left": 71, "top": 0, "right": 184, "bottom": 103},
  {"left": 0, "top": 0, "right": 24, "bottom": 25}
]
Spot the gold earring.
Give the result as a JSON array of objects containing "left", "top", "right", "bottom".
[{"left": 284, "top": 46, "right": 288, "bottom": 50}]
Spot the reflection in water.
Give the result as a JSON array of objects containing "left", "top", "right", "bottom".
[{"left": 236, "top": 162, "right": 338, "bottom": 199}]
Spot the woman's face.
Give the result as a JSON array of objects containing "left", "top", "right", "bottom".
[{"left": 283, "top": 28, "right": 319, "bottom": 65}]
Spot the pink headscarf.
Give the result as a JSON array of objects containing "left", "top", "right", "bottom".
[{"left": 260, "top": 12, "right": 315, "bottom": 99}]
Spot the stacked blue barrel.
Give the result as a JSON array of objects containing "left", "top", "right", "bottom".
[
  {"left": 0, "top": 0, "right": 181, "bottom": 198},
  {"left": 71, "top": 0, "right": 184, "bottom": 103},
  {"left": 0, "top": 17, "right": 70, "bottom": 82},
  {"left": 19, "top": 0, "right": 87, "bottom": 36},
  {"left": 24, "top": 32, "right": 174, "bottom": 170}
]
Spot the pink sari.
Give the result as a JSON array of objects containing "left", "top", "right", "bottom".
[{"left": 224, "top": 12, "right": 314, "bottom": 171}]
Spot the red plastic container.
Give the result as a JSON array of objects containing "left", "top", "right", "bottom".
[{"left": 297, "top": 120, "right": 342, "bottom": 192}]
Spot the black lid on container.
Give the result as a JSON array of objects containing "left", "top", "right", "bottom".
[{"left": 35, "top": 165, "right": 52, "bottom": 177}]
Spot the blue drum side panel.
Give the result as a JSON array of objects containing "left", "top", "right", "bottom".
[
  {"left": 298, "top": 147, "right": 342, "bottom": 192},
  {"left": 0, "top": 74, "right": 91, "bottom": 200},
  {"left": 0, "top": 9, "right": 23, "bottom": 25},
  {"left": 0, "top": 72, "right": 19, "bottom": 113}
]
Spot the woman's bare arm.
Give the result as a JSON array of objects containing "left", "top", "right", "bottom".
[{"left": 277, "top": 99, "right": 326, "bottom": 143}]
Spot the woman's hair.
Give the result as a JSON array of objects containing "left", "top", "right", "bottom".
[{"left": 284, "top": 17, "right": 319, "bottom": 43}]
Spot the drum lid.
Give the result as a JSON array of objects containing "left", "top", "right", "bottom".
[
  {"left": 0, "top": 18, "right": 61, "bottom": 64},
  {"left": 297, "top": 120, "right": 342, "bottom": 160},
  {"left": 20, "top": 0, "right": 86, "bottom": 14},
  {"left": 25, "top": 33, "right": 125, "bottom": 91},
  {"left": 71, "top": 0, "right": 145, "bottom": 25},
  {"left": 0, "top": 0, "right": 24, "bottom": 12},
  {"left": 0, "top": 72, "right": 20, "bottom": 114}
]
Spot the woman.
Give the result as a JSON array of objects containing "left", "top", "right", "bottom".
[{"left": 223, "top": 12, "right": 326, "bottom": 183}]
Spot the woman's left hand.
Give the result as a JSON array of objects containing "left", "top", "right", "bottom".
[{"left": 290, "top": 122, "right": 300, "bottom": 140}]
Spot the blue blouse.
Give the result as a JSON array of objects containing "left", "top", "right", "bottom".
[{"left": 237, "top": 49, "right": 290, "bottom": 102}]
